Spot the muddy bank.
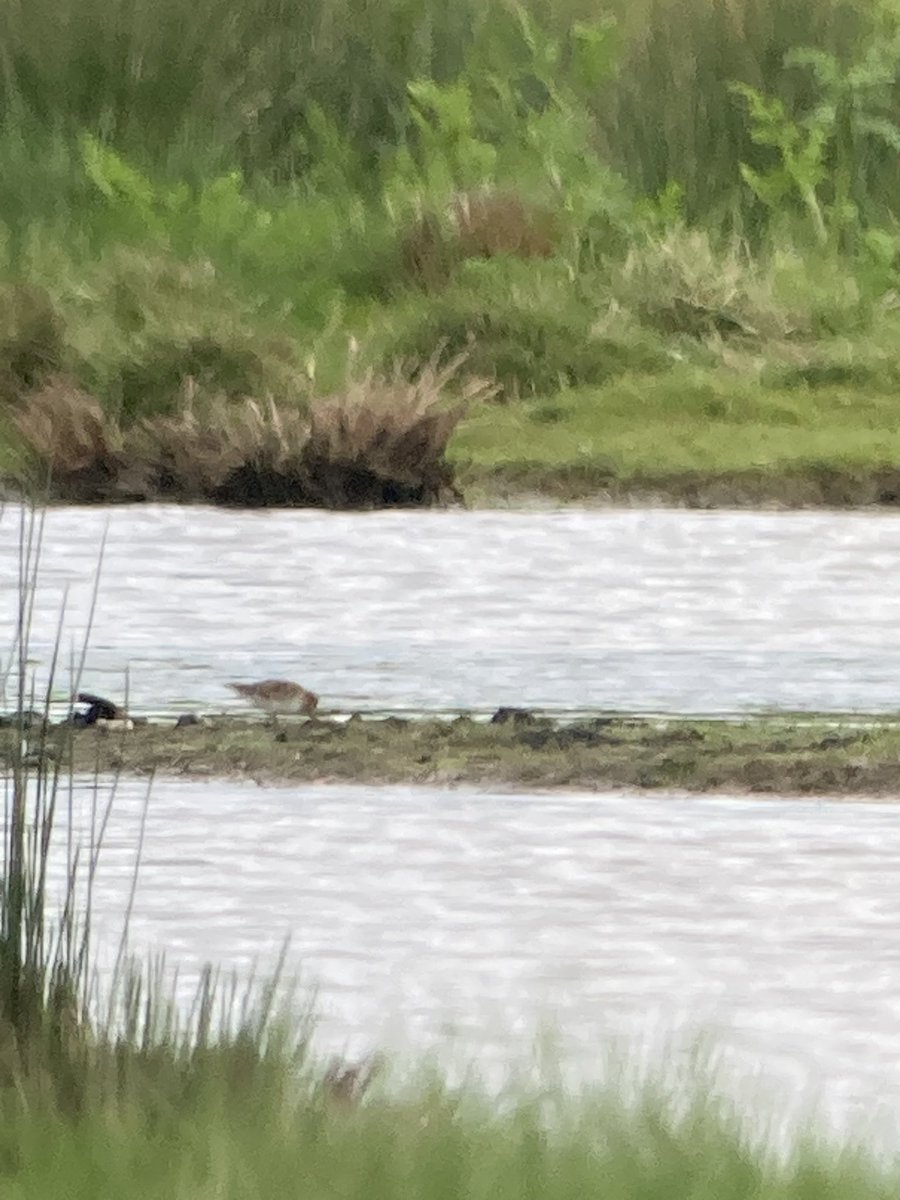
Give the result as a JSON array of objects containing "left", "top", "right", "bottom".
[
  {"left": 8, "top": 711, "right": 900, "bottom": 795},
  {"left": 460, "top": 463, "right": 900, "bottom": 510},
  {"left": 9, "top": 456, "right": 900, "bottom": 512}
]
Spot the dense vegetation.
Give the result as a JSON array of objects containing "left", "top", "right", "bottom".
[{"left": 3, "top": 0, "right": 900, "bottom": 504}]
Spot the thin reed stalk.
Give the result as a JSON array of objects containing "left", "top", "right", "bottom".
[{"left": 0, "top": 498, "right": 313, "bottom": 1112}]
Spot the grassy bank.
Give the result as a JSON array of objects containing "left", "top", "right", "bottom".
[
  {"left": 2, "top": 0, "right": 900, "bottom": 505},
  {"left": 6, "top": 1046, "right": 900, "bottom": 1200},
  {"left": 12, "top": 711, "right": 900, "bottom": 796}
]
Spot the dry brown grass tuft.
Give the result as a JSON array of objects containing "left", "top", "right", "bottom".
[
  {"left": 451, "top": 190, "right": 558, "bottom": 262},
  {"left": 13, "top": 376, "right": 125, "bottom": 498},
  {"left": 134, "top": 383, "right": 310, "bottom": 504},
  {"left": 301, "top": 355, "right": 496, "bottom": 507},
  {"left": 402, "top": 189, "right": 560, "bottom": 289},
  {"left": 13, "top": 359, "right": 486, "bottom": 508}
]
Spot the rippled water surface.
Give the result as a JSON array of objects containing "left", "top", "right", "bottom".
[
  {"left": 60, "top": 777, "right": 900, "bottom": 1146},
  {"left": 2, "top": 503, "right": 900, "bottom": 715},
  {"left": 6, "top": 502, "right": 900, "bottom": 1143}
]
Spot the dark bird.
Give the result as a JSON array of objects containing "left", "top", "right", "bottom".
[{"left": 74, "top": 692, "right": 129, "bottom": 726}]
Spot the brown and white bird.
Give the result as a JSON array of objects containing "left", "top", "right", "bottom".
[{"left": 228, "top": 679, "right": 319, "bottom": 722}]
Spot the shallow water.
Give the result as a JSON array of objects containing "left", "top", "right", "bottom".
[
  {"left": 2, "top": 503, "right": 900, "bottom": 717},
  {"left": 50, "top": 776, "right": 900, "bottom": 1148}
]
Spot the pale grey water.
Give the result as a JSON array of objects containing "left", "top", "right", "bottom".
[
  {"left": 48, "top": 776, "right": 900, "bottom": 1149},
  {"left": 2, "top": 503, "right": 900, "bottom": 717},
  {"left": 5, "top": 503, "right": 900, "bottom": 1145}
]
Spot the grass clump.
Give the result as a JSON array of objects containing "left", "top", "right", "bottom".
[
  {"left": 10, "top": 358, "right": 488, "bottom": 508},
  {"left": 612, "top": 229, "right": 802, "bottom": 341},
  {"left": 0, "top": 284, "right": 66, "bottom": 397},
  {"left": 132, "top": 390, "right": 310, "bottom": 503},
  {"left": 12, "top": 377, "right": 125, "bottom": 500},
  {"left": 384, "top": 261, "right": 671, "bottom": 397},
  {"left": 300, "top": 357, "right": 493, "bottom": 507}
]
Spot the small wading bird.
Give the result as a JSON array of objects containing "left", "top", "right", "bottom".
[{"left": 228, "top": 679, "right": 319, "bottom": 725}]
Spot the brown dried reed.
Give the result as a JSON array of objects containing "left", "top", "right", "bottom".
[
  {"left": 13, "top": 377, "right": 125, "bottom": 499},
  {"left": 300, "top": 355, "right": 496, "bottom": 507},
  {"left": 402, "top": 189, "right": 559, "bottom": 289},
  {"left": 12, "top": 359, "right": 486, "bottom": 508},
  {"left": 134, "top": 383, "right": 310, "bottom": 503}
]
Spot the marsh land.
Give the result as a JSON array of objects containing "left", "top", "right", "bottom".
[
  {"left": 4, "top": 711, "right": 895, "bottom": 797},
  {"left": 3, "top": 0, "right": 900, "bottom": 512},
  {"left": 4, "top": 0, "right": 900, "bottom": 1191}
]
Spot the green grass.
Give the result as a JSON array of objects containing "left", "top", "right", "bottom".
[
  {"left": 452, "top": 366, "right": 900, "bottom": 476},
  {"left": 3, "top": 0, "right": 900, "bottom": 505},
  {"left": 3, "top": 1064, "right": 900, "bottom": 1200},
  {"left": 0, "top": 1059, "right": 896, "bottom": 1200}
]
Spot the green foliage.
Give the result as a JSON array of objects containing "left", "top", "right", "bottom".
[
  {"left": 385, "top": 2, "right": 635, "bottom": 262},
  {"left": 115, "top": 336, "right": 268, "bottom": 419},
  {"left": 0, "top": 284, "right": 66, "bottom": 394},
  {"left": 730, "top": 83, "right": 830, "bottom": 245},
  {"left": 384, "top": 261, "right": 669, "bottom": 395},
  {"left": 731, "top": 7, "right": 900, "bottom": 249}
]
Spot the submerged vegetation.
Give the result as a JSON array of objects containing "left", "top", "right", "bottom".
[{"left": 1, "top": 0, "right": 900, "bottom": 503}]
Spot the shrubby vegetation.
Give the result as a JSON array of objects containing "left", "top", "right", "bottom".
[{"left": 2, "top": 0, "right": 900, "bottom": 502}]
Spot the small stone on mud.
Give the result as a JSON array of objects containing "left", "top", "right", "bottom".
[
  {"left": 514, "top": 728, "right": 558, "bottom": 751},
  {"left": 275, "top": 719, "right": 337, "bottom": 743},
  {"left": 490, "top": 707, "right": 537, "bottom": 726},
  {"left": 554, "top": 720, "right": 612, "bottom": 748}
]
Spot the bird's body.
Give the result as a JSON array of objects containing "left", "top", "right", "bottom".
[
  {"left": 73, "top": 696, "right": 133, "bottom": 729},
  {"left": 228, "top": 679, "right": 319, "bottom": 719}
]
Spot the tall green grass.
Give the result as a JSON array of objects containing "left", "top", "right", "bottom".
[
  {"left": 0, "top": 0, "right": 896, "bottom": 219},
  {"left": 2, "top": 0, "right": 900, "bottom": 498}
]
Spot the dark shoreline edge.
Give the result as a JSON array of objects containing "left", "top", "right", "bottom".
[
  {"left": 11, "top": 711, "right": 900, "bottom": 797},
  {"left": 457, "top": 462, "right": 900, "bottom": 510},
  {"left": 7, "top": 461, "right": 900, "bottom": 511}
]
